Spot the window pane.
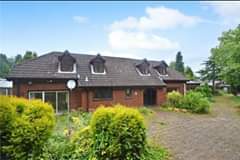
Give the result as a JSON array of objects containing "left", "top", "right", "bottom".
[
  {"left": 45, "top": 92, "right": 56, "bottom": 111},
  {"left": 125, "top": 88, "right": 132, "bottom": 97},
  {"left": 93, "top": 62, "right": 104, "bottom": 73},
  {"left": 29, "top": 92, "right": 42, "bottom": 100},
  {"left": 94, "top": 88, "right": 112, "bottom": 99},
  {"left": 57, "top": 92, "right": 68, "bottom": 113}
]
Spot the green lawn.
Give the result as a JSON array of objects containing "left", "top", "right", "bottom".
[
  {"left": 221, "top": 94, "right": 240, "bottom": 108},
  {"left": 231, "top": 96, "right": 240, "bottom": 105}
]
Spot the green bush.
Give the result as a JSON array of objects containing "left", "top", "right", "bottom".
[
  {"left": 70, "top": 126, "right": 93, "bottom": 159},
  {"left": 167, "top": 91, "right": 183, "bottom": 108},
  {"left": 39, "top": 111, "right": 93, "bottom": 160},
  {"left": 166, "top": 91, "right": 210, "bottom": 114},
  {"left": 183, "top": 91, "right": 210, "bottom": 113},
  {"left": 40, "top": 134, "right": 73, "bottom": 160},
  {"left": 90, "top": 104, "right": 147, "bottom": 160},
  {"left": 0, "top": 96, "right": 55, "bottom": 159},
  {"left": 195, "top": 84, "right": 213, "bottom": 98}
]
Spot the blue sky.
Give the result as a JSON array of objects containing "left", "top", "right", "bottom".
[{"left": 1, "top": 1, "right": 240, "bottom": 73}]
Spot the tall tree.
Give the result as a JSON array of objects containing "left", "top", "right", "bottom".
[
  {"left": 184, "top": 66, "right": 195, "bottom": 80},
  {"left": 23, "top": 51, "right": 37, "bottom": 61},
  {"left": 15, "top": 54, "right": 23, "bottom": 64},
  {"left": 211, "top": 25, "right": 240, "bottom": 94},
  {"left": 198, "top": 56, "right": 219, "bottom": 94},
  {"left": 0, "top": 54, "right": 12, "bottom": 78},
  {"left": 175, "top": 51, "right": 184, "bottom": 73},
  {"left": 0, "top": 51, "right": 38, "bottom": 78}
]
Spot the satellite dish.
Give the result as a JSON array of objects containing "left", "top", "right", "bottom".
[{"left": 67, "top": 80, "right": 76, "bottom": 90}]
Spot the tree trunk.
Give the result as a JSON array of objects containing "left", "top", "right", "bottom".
[{"left": 212, "top": 80, "right": 215, "bottom": 94}]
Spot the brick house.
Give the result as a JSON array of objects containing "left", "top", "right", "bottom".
[{"left": 7, "top": 51, "right": 187, "bottom": 113}]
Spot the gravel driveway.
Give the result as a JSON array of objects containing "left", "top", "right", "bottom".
[{"left": 148, "top": 96, "right": 240, "bottom": 160}]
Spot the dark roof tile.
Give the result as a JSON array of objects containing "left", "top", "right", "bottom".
[{"left": 7, "top": 51, "right": 187, "bottom": 87}]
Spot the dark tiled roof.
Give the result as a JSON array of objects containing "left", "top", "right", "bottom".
[{"left": 7, "top": 52, "right": 187, "bottom": 87}]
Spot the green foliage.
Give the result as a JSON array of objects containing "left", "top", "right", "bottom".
[
  {"left": 40, "top": 134, "right": 74, "bottom": 160},
  {"left": 0, "top": 51, "right": 37, "bottom": 78},
  {"left": 166, "top": 91, "right": 210, "bottom": 113},
  {"left": 169, "top": 61, "right": 176, "bottom": 69},
  {"left": 211, "top": 25, "right": 240, "bottom": 94},
  {"left": 167, "top": 91, "right": 183, "bottom": 108},
  {"left": 23, "top": 51, "right": 37, "bottom": 61},
  {"left": 15, "top": 54, "right": 23, "bottom": 64},
  {"left": 198, "top": 56, "right": 220, "bottom": 93},
  {"left": 0, "top": 54, "right": 13, "bottom": 78},
  {"left": 183, "top": 91, "right": 210, "bottom": 113},
  {"left": 138, "top": 107, "right": 154, "bottom": 116},
  {"left": 90, "top": 104, "right": 147, "bottom": 160},
  {"left": 0, "top": 96, "right": 55, "bottom": 160},
  {"left": 38, "top": 111, "right": 92, "bottom": 160},
  {"left": 184, "top": 66, "right": 195, "bottom": 80},
  {"left": 175, "top": 51, "right": 184, "bottom": 73},
  {"left": 70, "top": 126, "right": 94, "bottom": 159},
  {"left": 142, "top": 144, "right": 170, "bottom": 160},
  {"left": 195, "top": 83, "right": 213, "bottom": 98}
]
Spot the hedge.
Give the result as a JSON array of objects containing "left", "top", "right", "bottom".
[
  {"left": 90, "top": 104, "right": 147, "bottom": 160},
  {"left": 0, "top": 96, "right": 55, "bottom": 159}
]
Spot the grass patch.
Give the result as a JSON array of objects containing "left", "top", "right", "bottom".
[
  {"left": 231, "top": 96, "right": 240, "bottom": 104},
  {"left": 139, "top": 106, "right": 154, "bottom": 116},
  {"left": 144, "top": 141, "right": 170, "bottom": 160}
]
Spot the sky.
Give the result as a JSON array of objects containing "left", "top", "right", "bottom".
[{"left": 1, "top": 1, "right": 240, "bottom": 73}]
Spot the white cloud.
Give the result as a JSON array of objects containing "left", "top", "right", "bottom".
[
  {"left": 86, "top": 50, "right": 139, "bottom": 59},
  {"left": 108, "top": 30, "right": 180, "bottom": 51},
  {"left": 203, "top": 1, "right": 240, "bottom": 24},
  {"left": 73, "top": 16, "right": 88, "bottom": 24},
  {"left": 110, "top": 6, "right": 202, "bottom": 31}
]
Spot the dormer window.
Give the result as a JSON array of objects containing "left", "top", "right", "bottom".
[
  {"left": 136, "top": 59, "right": 151, "bottom": 76},
  {"left": 154, "top": 61, "right": 168, "bottom": 76},
  {"left": 90, "top": 54, "right": 106, "bottom": 74},
  {"left": 58, "top": 50, "right": 76, "bottom": 73}
]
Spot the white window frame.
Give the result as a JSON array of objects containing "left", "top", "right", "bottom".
[
  {"left": 136, "top": 68, "right": 151, "bottom": 76},
  {"left": 58, "top": 62, "right": 77, "bottom": 73},
  {"left": 90, "top": 64, "right": 106, "bottom": 75},
  {"left": 155, "top": 69, "right": 168, "bottom": 77},
  {"left": 28, "top": 91, "right": 69, "bottom": 114}
]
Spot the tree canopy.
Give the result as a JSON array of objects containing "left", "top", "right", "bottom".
[
  {"left": 198, "top": 56, "right": 220, "bottom": 93},
  {"left": 184, "top": 66, "right": 195, "bottom": 80},
  {"left": 0, "top": 51, "right": 37, "bottom": 78},
  {"left": 175, "top": 51, "right": 184, "bottom": 73},
  {"left": 169, "top": 52, "right": 196, "bottom": 80},
  {"left": 211, "top": 25, "right": 240, "bottom": 93}
]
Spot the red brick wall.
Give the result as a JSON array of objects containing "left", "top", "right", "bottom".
[
  {"left": 82, "top": 88, "right": 144, "bottom": 111},
  {"left": 12, "top": 81, "right": 82, "bottom": 110},
  {"left": 165, "top": 81, "right": 186, "bottom": 94},
  {"left": 156, "top": 87, "right": 167, "bottom": 105},
  {"left": 12, "top": 80, "right": 168, "bottom": 111}
]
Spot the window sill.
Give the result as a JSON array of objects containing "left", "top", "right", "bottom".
[{"left": 93, "top": 98, "right": 113, "bottom": 101}]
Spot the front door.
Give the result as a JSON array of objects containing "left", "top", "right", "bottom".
[{"left": 143, "top": 88, "right": 156, "bottom": 106}]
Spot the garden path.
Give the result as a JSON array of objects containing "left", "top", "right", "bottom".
[{"left": 148, "top": 96, "right": 240, "bottom": 160}]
